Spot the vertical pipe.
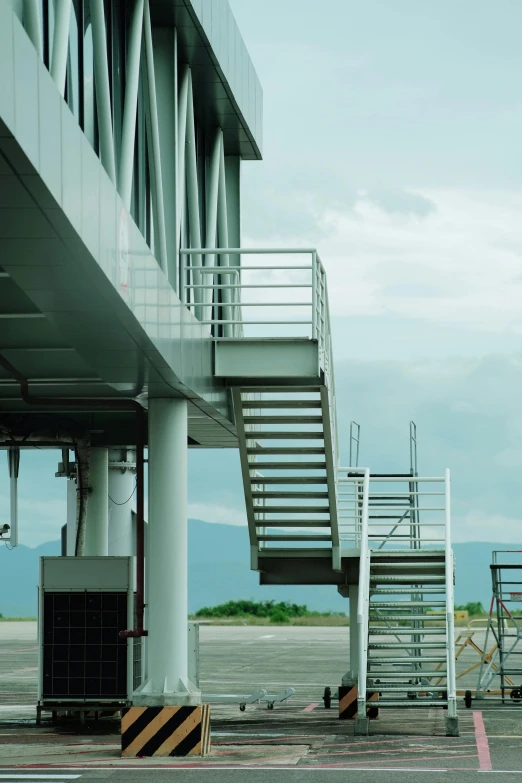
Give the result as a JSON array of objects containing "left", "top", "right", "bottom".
[
  {"left": 185, "top": 72, "right": 203, "bottom": 318},
  {"left": 91, "top": 0, "right": 116, "bottom": 183},
  {"left": 50, "top": 0, "right": 72, "bottom": 96},
  {"left": 108, "top": 448, "right": 136, "bottom": 556},
  {"left": 143, "top": 0, "right": 168, "bottom": 274},
  {"left": 445, "top": 469, "right": 457, "bottom": 716},
  {"left": 119, "top": 0, "right": 144, "bottom": 209},
  {"left": 7, "top": 448, "right": 19, "bottom": 548},
  {"left": 203, "top": 129, "right": 222, "bottom": 323},
  {"left": 84, "top": 447, "right": 109, "bottom": 556},
  {"left": 23, "top": 0, "right": 43, "bottom": 58},
  {"left": 176, "top": 65, "right": 189, "bottom": 257},
  {"left": 144, "top": 398, "right": 199, "bottom": 701},
  {"left": 66, "top": 477, "right": 77, "bottom": 556}
]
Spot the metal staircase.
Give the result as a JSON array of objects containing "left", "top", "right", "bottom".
[
  {"left": 232, "top": 386, "right": 339, "bottom": 571},
  {"left": 353, "top": 469, "right": 459, "bottom": 736}
]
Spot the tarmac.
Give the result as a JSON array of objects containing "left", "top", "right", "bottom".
[{"left": 1, "top": 621, "right": 522, "bottom": 780}]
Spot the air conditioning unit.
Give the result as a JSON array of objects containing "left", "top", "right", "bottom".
[{"left": 37, "top": 556, "right": 135, "bottom": 723}]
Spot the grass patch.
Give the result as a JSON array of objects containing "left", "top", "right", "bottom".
[{"left": 0, "top": 616, "right": 36, "bottom": 621}]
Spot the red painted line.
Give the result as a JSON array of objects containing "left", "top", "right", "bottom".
[
  {"left": 307, "top": 744, "right": 476, "bottom": 759},
  {"left": 473, "top": 711, "right": 492, "bottom": 771},
  {"left": 303, "top": 702, "right": 319, "bottom": 712},
  {"left": 314, "top": 753, "right": 480, "bottom": 769}
]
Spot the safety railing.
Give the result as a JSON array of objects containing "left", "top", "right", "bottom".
[
  {"left": 354, "top": 468, "right": 371, "bottom": 719},
  {"left": 180, "top": 247, "right": 338, "bottom": 467},
  {"left": 337, "top": 469, "right": 366, "bottom": 546}
]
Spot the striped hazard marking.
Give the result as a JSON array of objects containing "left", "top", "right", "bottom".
[
  {"left": 339, "top": 685, "right": 379, "bottom": 720},
  {"left": 121, "top": 704, "right": 211, "bottom": 757}
]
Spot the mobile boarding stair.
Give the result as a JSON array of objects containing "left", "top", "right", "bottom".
[{"left": 342, "top": 468, "right": 459, "bottom": 736}]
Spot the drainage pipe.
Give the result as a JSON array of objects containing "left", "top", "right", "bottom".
[{"left": 0, "top": 353, "right": 147, "bottom": 638}]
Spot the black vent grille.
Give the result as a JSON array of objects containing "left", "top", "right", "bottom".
[{"left": 43, "top": 592, "right": 128, "bottom": 699}]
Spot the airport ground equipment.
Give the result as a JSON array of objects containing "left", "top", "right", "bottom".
[
  {"left": 343, "top": 469, "right": 459, "bottom": 736},
  {"left": 470, "top": 551, "right": 522, "bottom": 706}
]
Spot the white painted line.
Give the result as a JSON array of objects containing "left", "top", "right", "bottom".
[
  {"left": 0, "top": 777, "right": 81, "bottom": 780},
  {"left": 258, "top": 634, "right": 275, "bottom": 639}
]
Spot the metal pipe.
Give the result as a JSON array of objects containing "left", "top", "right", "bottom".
[
  {"left": 50, "top": 0, "right": 72, "bottom": 96},
  {"left": 23, "top": 0, "right": 43, "bottom": 58},
  {"left": 91, "top": 0, "right": 116, "bottom": 183},
  {"left": 119, "top": 0, "right": 144, "bottom": 209},
  {"left": 0, "top": 352, "right": 147, "bottom": 637},
  {"left": 143, "top": 0, "right": 168, "bottom": 273},
  {"left": 7, "top": 447, "right": 19, "bottom": 548},
  {"left": 185, "top": 72, "right": 203, "bottom": 316}
]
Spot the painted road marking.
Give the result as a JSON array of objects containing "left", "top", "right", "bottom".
[
  {"left": 303, "top": 702, "right": 319, "bottom": 712},
  {"left": 258, "top": 635, "right": 275, "bottom": 639},
  {"left": 473, "top": 710, "right": 493, "bottom": 771},
  {"left": 0, "top": 777, "right": 81, "bottom": 780}
]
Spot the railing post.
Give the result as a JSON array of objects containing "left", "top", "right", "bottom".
[
  {"left": 445, "top": 468, "right": 458, "bottom": 721},
  {"left": 311, "top": 251, "right": 317, "bottom": 340},
  {"left": 355, "top": 468, "right": 370, "bottom": 732}
]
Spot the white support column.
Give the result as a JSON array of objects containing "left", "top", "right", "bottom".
[
  {"left": 91, "top": 0, "right": 116, "bottom": 183},
  {"left": 108, "top": 448, "right": 136, "bottom": 556},
  {"left": 185, "top": 72, "right": 203, "bottom": 319},
  {"left": 203, "top": 128, "right": 222, "bottom": 322},
  {"left": 134, "top": 398, "right": 200, "bottom": 706},
  {"left": 66, "top": 477, "right": 77, "bottom": 556},
  {"left": 217, "top": 143, "right": 233, "bottom": 336},
  {"left": 84, "top": 447, "right": 109, "bottom": 556},
  {"left": 176, "top": 65, "right": 189, "bottom": 252},
  {"left": 50, "top": 0, "right": 72, "bottom": 96},
  {"left": 23, "top": 0, "right": 43, "bottom": 58},
  {"left": 143, "top": 0, "right": 168, "bottom": 274},
  {"left": 119, "top": 0, "right": 144, "bottom": 209},
  {"left": 349, "top": 585, "right": 359, "bottom": 681}
]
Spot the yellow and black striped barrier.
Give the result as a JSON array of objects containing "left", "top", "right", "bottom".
[
  {"left": 338, "top": 686, "right": 379, "bottom": 720},
  {"left": 121, "top": 704, "right": 211, "bottom": 757}
]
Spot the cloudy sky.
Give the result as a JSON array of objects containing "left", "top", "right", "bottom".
[{"left": 2, "top": 0, "right": 522, "bottom": 547}]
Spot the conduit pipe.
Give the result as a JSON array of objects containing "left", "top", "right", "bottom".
[
  {"left": 0, "top": 353, "right": 147, "bottom": 638},
  {"left": 50, "top": 0, "right": 72, "bottom": 96},
  {"left": 119, "top": 0, "right": 145, "bottom": 209}
]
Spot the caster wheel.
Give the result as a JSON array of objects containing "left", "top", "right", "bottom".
[
  {"left": 367, "top": 706, "right": 378, "bottom": 720},
  {"left": 267, "top": 702, "right": 274, "bottom": 710},
  {"left": 464, "top": 690, "right": 472, "bottom": 709},
  {"left": 239, "top": 704, "right": 246, "bottom": 712},
  {"left": 323, "top": 687, "right": 332, "bottom": 709},
  {"left": 510, "top": 687, "right": 522, "bottom": 702}
]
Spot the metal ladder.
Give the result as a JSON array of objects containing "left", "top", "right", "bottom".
[
  {"left": 232, "top": 386, "right": 340, "bottom": 571},
  {"left": 355, "top": 470, "right": 459, "bottom": 736}
]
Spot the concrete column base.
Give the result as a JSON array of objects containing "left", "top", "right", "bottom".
[
  {"left": 133, "top": 676, "right": 201, "bottom": 707},
  {"left": 446, "top": 715, "right": 460, "bottom": 737},
  {"left": 354, "top": 715, "right": 369, "bottom": 735}
]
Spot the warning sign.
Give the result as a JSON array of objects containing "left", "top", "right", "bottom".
[{"left": 510, "top": 592, "right": 522, "bottom": 602}]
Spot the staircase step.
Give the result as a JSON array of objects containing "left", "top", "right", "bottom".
[
  {"left": 368, "top": 613, "right": 446, "bottom": 621},
  {"left": 365, "top": 670, "right": 446, "bottom": 678},
  {"left": 244, "top": 415, "right": 323, "bottom": 424},
  {"left": 250, "top": 432, "right": 324, "bottom": 440},
  {"left": 255, "top": 519, "right": 331, "bottom": 527},
  {"left": 252, "top": 490, "right": 329, "bottom": 499},
  {"left": 254, "top": 505, "right": 330, "bottom": 514},
  {"left": 368, "top": 641, "right": 446, "bottom": 660},
  {"left": 370, "top": 576, "right": 445, "bottom": 584},
  {"left": 370, "top": 601, "right": 446, "bottom": 608},
  {"left": 371, "top": 562, "right": 445, "bottom": 569},
  {"left": 257, "top": 534, "right": 332, "bottom": 542},
  {"left": 248, "top": 462, "right": 327, "bottom": 470},
  {"left": 250, "top": 476, "right": 328, "bottom": 485},
  {"left": 371, "top": 549, "right": 446, "bottom": 558},
  {"left": 368, "top": 656, "right": 446, "bottom": 664},
  {"left": 242, "top": 400, "right": 322, "bottom": 409},
  {"left": 368, "top": 627, "right": 447, "bottom": 635},
  {"left": 370, "top": 587, "right": 446, "bottom": 595},
  {"left": 247, "top": 447, "right": 325, "bottom": 455},
  {"left": 373, "top": 685, "right": 447, "bottom": 693}
]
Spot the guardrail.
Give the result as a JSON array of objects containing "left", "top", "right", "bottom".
[{"left": 180, "top": 247, "right": 338, "bottom": 468}]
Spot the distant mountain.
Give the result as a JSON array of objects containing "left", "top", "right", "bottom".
[{"left": 0, "top": 520, "right": 514, "bottom": 616}]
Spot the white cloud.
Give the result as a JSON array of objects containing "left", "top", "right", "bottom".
[
  {"left": 453, "top": 511, "right": 522, "bottom": 544},
  {"left": 316, "top": 189, "right": 522, "bottom": 331}
]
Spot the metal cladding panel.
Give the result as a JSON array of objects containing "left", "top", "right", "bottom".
[
  {"left": 41, "top": 556, "right": 132, "bottom": 591},
  {"left": 150, "top": 0, "right": 263, "bottom": 158},
  {"left": 214, "top": 339, "right": 320, "bottom": 380}
]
